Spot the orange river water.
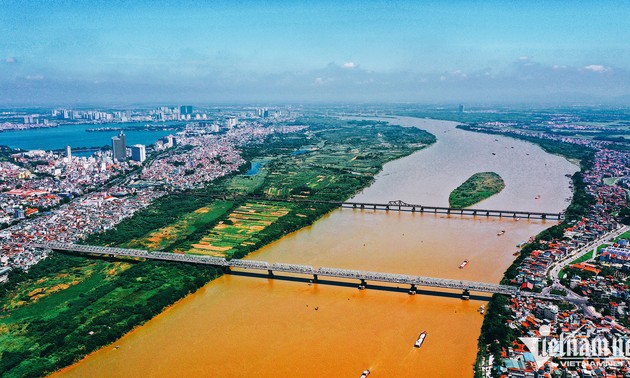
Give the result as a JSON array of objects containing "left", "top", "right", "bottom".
[{"left": 54, "top": 117, "right": 578, "bottom": 377}]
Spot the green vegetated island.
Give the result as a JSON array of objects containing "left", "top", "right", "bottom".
[
  {"left": 0, "top": 118, "right": 436, "bottom": 377},
  {"left": 448, "top": 172, "right": 506, "bottom": 208}
]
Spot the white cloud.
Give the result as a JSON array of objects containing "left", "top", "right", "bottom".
[
  {"left": 314, "top": 77, "right": 332, "bottom": 85},
  {"left": 584, "top": 64, "right": 610, "bottom": 73},
  {"left": 25, "top": 74, "right": 44, "bottom": 80},
  {"left": 452, "top": 70, "right": 467, "bottom": 78},
  {"left": 518, "top": 56, "right": 530, "bottom": 61},
  {"left": 342, "top": 62, "right": 357, "bottom": 69},
  {"left": 3, "top": 57, "right": 17, "bottom": 64}
]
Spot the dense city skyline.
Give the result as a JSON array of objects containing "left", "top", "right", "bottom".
[{"left": 1, "top": 0, "right": 629, "bottom": 105}]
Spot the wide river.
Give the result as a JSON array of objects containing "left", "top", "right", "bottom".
[{"left": 55, "top": 117, "right": 578, "bottom": 377}]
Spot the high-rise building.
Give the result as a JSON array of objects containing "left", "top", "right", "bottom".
[
  {"left": 227, "top": 117, "right": 238, "bottom": 128},
  {"left": 65, "top": 146, "right": 72, "bottom": 161},
  {"left": 161, "top": 135, "right": 174, "bottom": 148},
  {"left": 112, "top": 130, "right": 127, "bottom": 161},
  {"left": 256, "top": 108, "right": 268, "bottom": 118},
  {"left": 180, "top": 105, "right": 193, "bottom": 115},
  {"left": 130, "top": 144, "right": 146, "bottom": 162}
]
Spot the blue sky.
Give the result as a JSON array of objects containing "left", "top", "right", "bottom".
[{"left": 1, "top": 0, "right": 629, "bottom": 105}]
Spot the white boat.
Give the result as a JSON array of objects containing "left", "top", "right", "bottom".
[
  {"left": 360, "top": 369, "right": 371, "bottom": 378},
  {"left": 459, "top": 260, "right": 469, "bottom": 269},
  {"left": 414, "top": 331, "right": 427, "bottom": 348},
  {"left": 479, "top": 305, "right": 485, "bottom": 314},
  {"left": 497, "top": 230, "right": 505, "bottom": 236}
]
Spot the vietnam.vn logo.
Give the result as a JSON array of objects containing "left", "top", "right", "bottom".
[{"left": 520, "top": 325, "right": 630, "bottom": 369}]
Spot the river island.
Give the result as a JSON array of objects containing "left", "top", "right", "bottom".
[{"left": 449, "top": 172, "right": 506, "bottom": 208}]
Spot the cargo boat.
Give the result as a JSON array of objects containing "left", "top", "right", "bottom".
[
  {"left": 414, "top": 331, "right": 427, "bottom": 348},
  {"left": 459, "top": 260, "right": 469, "bottom": 269},
  {"left": 360, "top": 369, "right": 371, "bottom": 378}
]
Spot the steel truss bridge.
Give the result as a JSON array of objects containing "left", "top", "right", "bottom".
[
  {"left": 33, "top": 242, "right": 563, "bottom": 301},
  {"left": 189, "top": 194, "right": 564, "bottom": 220},
  {"left": 298, "top": 198, "right": 561, "bottom": 220}
]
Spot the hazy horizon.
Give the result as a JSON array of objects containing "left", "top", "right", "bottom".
[{"left": 2, "top": 0, "right": 629, "bottom": 106}]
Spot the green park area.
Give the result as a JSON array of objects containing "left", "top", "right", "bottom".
[
  {"left": 0, "top": 117, "right": 436, "bottom": 377},
  {"left": 449, "top": 172, "right": 506, "bottom": 208}
]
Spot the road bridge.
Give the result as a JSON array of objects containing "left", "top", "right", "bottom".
[{"left": 33, "top": 242, "right": 563, "bottom": 301}]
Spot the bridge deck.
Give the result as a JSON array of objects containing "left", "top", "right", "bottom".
[
  {"left": 34, "top": 242, "right": 561, "bottom": 301},
  {"left": 228, "top": 196, "right": 564, "bottom": 220},
  {"left": 177, "top": 194, "right": 563, "bottom": 220}
]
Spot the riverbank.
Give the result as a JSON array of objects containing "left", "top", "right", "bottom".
[
  {"left": 449, "top": 172, "right": 505, "bottom": 208},
  {"left": 0, "top": 117, "right": 435, "bottom": 377},
  {"left": 470, "top": 130, "right": 596, "bottom": 377}
]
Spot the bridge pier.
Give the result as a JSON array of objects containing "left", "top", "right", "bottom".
[
  {"left": 385, "top": 205, "right": 389, "bottom": 211},
  {"left": 513, "top": 213, "right": 517, "bottom": 218},
  {"left": 408, "top": 284, "right": 417, "bottom": 295},
  {"left": 313, "top": 274, "right": 318, "bottom": 282},
  {"left": 411, "top": 207, "right": 415, "bottom": 212},
  {"left": 472, "top": 210, "right": 477, "bottom": 216},
  {"left": 268, "top": 269, "right": 274, "bottom": 277},
  {"left": 373, "top": 205, "right": 376, "bottom": 210},
  {"left": 353, "top": 203, "right": 357, "bottom": 209},
  {"left": 358, "top": 279, "right": 367, "bottom": 290},
  {"left": 461, "top": 289, "right": 470, "bottom": 300},
  {"left": 360, "top": 204, "right": 364, "bottom": 209},
  {"left": 541, "top": 214, "right": 546, "bottom": 220}
]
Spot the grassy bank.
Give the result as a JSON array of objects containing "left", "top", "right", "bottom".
[
  {"left": 449, "top": 172, "right": 505, "bottom": 208},
  {"left": 0, "top": 117, "right": 435, "bottom": 377}
]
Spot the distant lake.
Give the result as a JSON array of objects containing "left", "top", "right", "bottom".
[
  {"left": 244, "top": 160, "right": 268, "bottom": 176},
  {"left": 0, "top": 122, "right": 178, "bottom": 151}
]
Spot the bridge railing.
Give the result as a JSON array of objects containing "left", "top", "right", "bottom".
[
  {"left": 271, "top": 263, "right": 314, "bottom": 274},
  {"left": 228, "top": 259, "right": 270, "bottom": 270},
  {"left": 36, "top": 242, "right": 557, "bottom": 300}
]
